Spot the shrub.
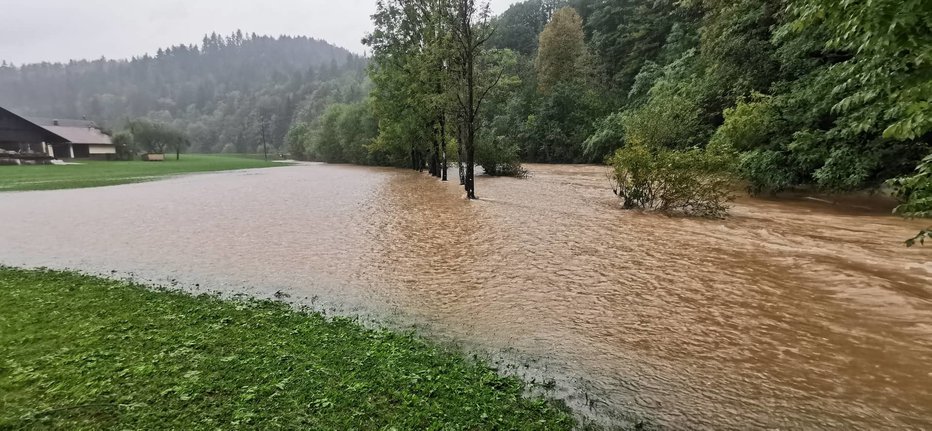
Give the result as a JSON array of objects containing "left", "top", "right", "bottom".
[
  {"left": 583, "top": 112, "right": 625, "bottom": 162},
  {"left": 111, "top": 131, "right": 136, "bottom": 161},
  {"left": 889, "top": 154, "right": 932, "bottom": 219},
  {"left": 711, "top": 94, "right": 781, "bottom": 153},
  {"left": 477, "top": 131, "right": 527, "bottom": 178},
  {"left": 738, "top": 149, "right": 797, "bottom": 195},
  {"left": 622, "top": 88, "right": 704, "bottom": 150},
  {"left": 888, "top": 154, "right": 932, "bottom": 247},
  {"left": 609, "top": 143, "right": 736, "bottom": 217},
  {"left": 813, "top": 146, "right": 878, "bottom": 191}
]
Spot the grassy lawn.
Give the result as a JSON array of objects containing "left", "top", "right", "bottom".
[
  {"left": 0, "top": 268, "right": 574, "bottom": 430},
  {"left": 0, "top": 154, "right": 288, "bottom": 192}
]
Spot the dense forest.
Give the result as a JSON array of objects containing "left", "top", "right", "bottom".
[
  {"left": 0, "top": 32, "right": 368, "bottom": 154},
  {"left": 317, "top": 0, "right": 928, "bottom": 220}
]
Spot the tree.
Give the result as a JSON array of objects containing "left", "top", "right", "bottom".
[
  {"left": 449, "top": 0, "right": 499, "bottom": 199},
  {"left": 111, "top": 131, "right": 136, "bottom": 161},
  {"left": 489, "top": 0, "right": 565, "bottom": 55},
  {"left": 128, "top": 120, "right": 188, "bottom": 159},
  {"left": 782, "top": 0, "right": 932, "bottom": 141},
  {"left": 0, "top": 33, "right": 364, "bottom": 155},
  {"left": 365, "top": 0, "right": 448, "bottom": 171},
  {"left": 534, "top": 7, "right": 588, "bottom": 93}
]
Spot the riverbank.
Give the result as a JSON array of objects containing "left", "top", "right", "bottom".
[
  {"left": 0, "top": 267, "right": 574, "bottom": 430},
  {"left": 0, "top": 154, "right": 287, "bottom": 191}
]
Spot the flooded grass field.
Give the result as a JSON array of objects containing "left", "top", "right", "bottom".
[{"left": 1, "top": 163, "right": 930, "bottom": 429}]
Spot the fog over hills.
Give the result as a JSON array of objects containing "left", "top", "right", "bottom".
[{"left": 0, "top": 0, "right": 514, "bottom": 65}]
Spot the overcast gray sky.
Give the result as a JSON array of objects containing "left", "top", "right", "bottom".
[{"left": 0, "top": 0, "right": 514, "bottom": 65}]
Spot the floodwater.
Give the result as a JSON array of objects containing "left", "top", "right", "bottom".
[{"left": 1, "top": 163, "right": 930, "bottom": 429}]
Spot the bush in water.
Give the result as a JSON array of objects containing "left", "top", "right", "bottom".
[
  {"left": 609, "top": 143, "right": 735, "bottom": 218},
  {"left": 889, "top": 153, "right": 932, "bottom": 247},
  {"left": 477, "top": 132, "right": 528, "bottom": 178}
]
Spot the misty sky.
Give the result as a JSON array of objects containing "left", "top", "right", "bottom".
[{"left": 0, "top": 0, "right": 514, "bottom": 65}]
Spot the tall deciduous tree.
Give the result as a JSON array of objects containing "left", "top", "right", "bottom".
[
  {"left": 535, "top": 7, "right": 588, "bottom": 93},
  {"left": 450, "top": 0, "right": 498, "bottom": 199}
]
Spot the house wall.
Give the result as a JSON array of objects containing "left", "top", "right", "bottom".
[
  {"left": 88, "top": 144, "right": 116, "bottom": 155},
  {"left": 73, "top": 145, "right": 90, "bottom": 158}
]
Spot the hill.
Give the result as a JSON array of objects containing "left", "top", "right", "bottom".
[{"left": 0, "top": 32, "right": 368, "bottom": 153}]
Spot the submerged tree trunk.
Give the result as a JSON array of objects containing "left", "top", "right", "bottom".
[
  {"left": 431, "top": 131, "right": 441, "bottom": 178},
  {"left": 463, "top": 16, "right": 477, "bottom": 200},
  {"left": 457, "top": 122, "right": 466, "bottom": 185},
  {"left": 440, "top": 114, "right": 448, "bottom": 182}
]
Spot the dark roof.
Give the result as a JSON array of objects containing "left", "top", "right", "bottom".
[
  {"left": 0, "top": 106, "right": 67, "bottom": 144},
  {"left": 0, "top": 107, "right": 112, "bottom": 145},
  {"left": 27, "top": 118, "right": 113, "bottom": 145},
  {"left": 30, "top": 117, "right": 98, "bottom": 128},
  {"left": 32, "top": 121, "right": 113, "bottom": 145}
]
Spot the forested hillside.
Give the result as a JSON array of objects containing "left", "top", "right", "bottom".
[
  {"left": 294, "top": 0, "right": 928, "bottom": 214},
  {"left": 0, "top": 32, "right": 368, "bottom": 154}
]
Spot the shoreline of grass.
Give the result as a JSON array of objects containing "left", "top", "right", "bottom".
[
  {"left": 0, "top": 154, "right": 290, "bottom": 192},
  {"left": 0, "top": 267, "right": 574, "bottom": 429}
]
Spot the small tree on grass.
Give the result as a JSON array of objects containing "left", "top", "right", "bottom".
[
  {"left": 129, "top": 120, "right": 189, "bottom": 160},
  {"left": 111, "top": 131, "right": 136, "bottom": 161}
]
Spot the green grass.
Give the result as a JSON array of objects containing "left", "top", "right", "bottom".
[
  {"left": 0, "top": 154, "right": 287, "bottom": 192},
  {"left": 0, "top": 268, "right": 574, "bottom": 430}
]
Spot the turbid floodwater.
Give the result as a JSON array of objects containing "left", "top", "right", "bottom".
[{"left": 1, "top": 163, "right": 930, "bottom": 429}]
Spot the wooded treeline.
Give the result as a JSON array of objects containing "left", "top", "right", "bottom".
[
  {"left": 292, "top": 0, "right": 928, "bottom": 207},
  {"left": 0, "top": 32, "right": 368, "bottom": 155}
]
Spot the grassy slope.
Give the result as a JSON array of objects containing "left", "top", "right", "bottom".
[
  {"left": 0, "top": 268, "right": 573, "bottom": 430},
  {"left": 0, "top": 155, "right": 286, "bottom": 192}
]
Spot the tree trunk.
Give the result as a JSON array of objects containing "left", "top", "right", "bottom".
[
  {"left": 431, "top": 123, "right": 441, "bottom": 178},
  {"left": 464, "top": 22, "right": 477, "bottom": 200},
  {"left": 440, "top": 114, "right": 448, "bottom": 182},
  {"left": 458, "top": 123, "right": 466, "bottom": 185}
]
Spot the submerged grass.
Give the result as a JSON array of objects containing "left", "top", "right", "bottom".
[
  {"left": 0, "top": 154, "right": 287, "bottom": 192},
  {"left": 0, "top": 267, "right": 574, "bottom": 430}
]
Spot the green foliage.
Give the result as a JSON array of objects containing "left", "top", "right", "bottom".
[
  {"left": 813, "top": 146, "right": 879, "bottom": 191},
  {"left": 0, "top": 267, "right": 575, "bottom": 430},
  {"left": 621, "top": 81, "right": 704, "bottom": 150},
  {"left": 782, "top": 0, "right": 932, "bottom": 141},
  {"left": 886, "top": 152, "right": 931, "bottom": 248},
  {"left": 889, "top": 154, "right": 932, "bottom": 219},
  {"left": 477, "top": 130, "right": 527, "bottom": 177},
  {"left": 583, "top": 112, "right": 624, "bottom": 161},
  {"left": 285, "top": 122, "right": 312, "bottom": 160},
  {"left": 535, "top": 7, "right": 589, "bottom": 93},
  {"left": 609, "top": 143, "right": 736, "bottom": 217},
  {"left": 300, "top": 101, "right": 378, "bottom": 164},
  {"left": 737, "top": 150, "right": 796, "bottom": 195},
  {"left": 584, "top": 0, "right": 678, "bottom": 96},
  {"left": 127, "top": 120, "right": 189, "bottom": 156},
  {"left": 711, "top": 94, "right": 780, "bottom": 152},
  {"left": 111, "top": 131, "right": 137, "bottom": 161},
  {"left": 490, "top": 0, "right": 567, "bottom": 54},
  {"left": 712, "top": 95, "right": 795, "bottom": 193},
  {"left": 524, "top": 81, "right": 603, "bottom": 163}
]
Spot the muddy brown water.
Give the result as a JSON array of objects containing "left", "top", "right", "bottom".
[{"left": 1, "top": 163, "right": 930, "bottom": 429}]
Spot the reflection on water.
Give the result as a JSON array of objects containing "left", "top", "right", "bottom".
[{"left": 1, "top": 163, "right": 930, "bottom": 429}]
